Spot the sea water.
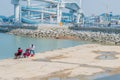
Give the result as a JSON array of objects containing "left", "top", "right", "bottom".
[{"left": 0, "top": 33, "right": 89, "bottom": 59}]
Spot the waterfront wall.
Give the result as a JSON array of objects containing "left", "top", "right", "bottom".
[
  {"left": 7, "top": 26, "right": 120, "bottom": 45},
  {"left": 69, "top": 26, "right": 120, "bottom": 33}
]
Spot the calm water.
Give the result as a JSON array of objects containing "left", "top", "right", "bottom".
[{"left": 0, "top": 33, "right": 89, "bottom": 59}]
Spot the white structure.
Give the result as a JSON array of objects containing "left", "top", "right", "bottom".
[
  {"left": 11, "top": 0, "right": 82, "bottom": 24},
  {"left": 11, "top": 0, "right": 21, "bottom": 23}
]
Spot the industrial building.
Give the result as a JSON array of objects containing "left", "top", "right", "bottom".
[{"left": 11, "top": 0, "right": 82, "bottom": 24}]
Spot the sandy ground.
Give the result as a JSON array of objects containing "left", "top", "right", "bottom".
[{"left": 0, "top": 44, "right": 120, "bottom": 80}]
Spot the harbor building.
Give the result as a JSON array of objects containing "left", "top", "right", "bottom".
[{"left": 11, "top": 0, "right": 82, "bottom": 24}]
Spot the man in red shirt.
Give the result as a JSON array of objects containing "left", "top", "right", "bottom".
[{"left": 14, "top": 47, "right": 23, "bottom": 59}]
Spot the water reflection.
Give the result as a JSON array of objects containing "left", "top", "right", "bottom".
[{"left": 96, "top": 51, "right": 118, "bottom": 60}]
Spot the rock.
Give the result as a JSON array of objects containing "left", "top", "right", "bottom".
[{"left": 4, "top": 26, "right": 120, "bottom": 45}]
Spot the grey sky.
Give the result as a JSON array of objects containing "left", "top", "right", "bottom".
[
  {"left": 0, "top": 0, "right": 120, "bottom": 16},
  {"left": 0, "top": 0, "right": 13, "bottom": 16},
  {"left": 82, "top": 0, "right": 120, "bottom": 16}
]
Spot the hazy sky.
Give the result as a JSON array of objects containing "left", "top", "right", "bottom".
[{"left": 0, "top": 0, "right": 120, "bottom": 16}]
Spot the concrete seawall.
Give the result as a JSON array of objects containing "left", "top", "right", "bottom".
[{"left": 5, "top": 26, "right": 120, "bottom": 45}]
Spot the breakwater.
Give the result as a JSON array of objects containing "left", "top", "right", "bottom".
[{"left": 6, "top": 26, "right": 120, "bottom": 45}]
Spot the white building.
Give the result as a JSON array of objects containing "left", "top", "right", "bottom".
[{"left": 11, "top": 0, "right": 82, "bottom": 24}]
